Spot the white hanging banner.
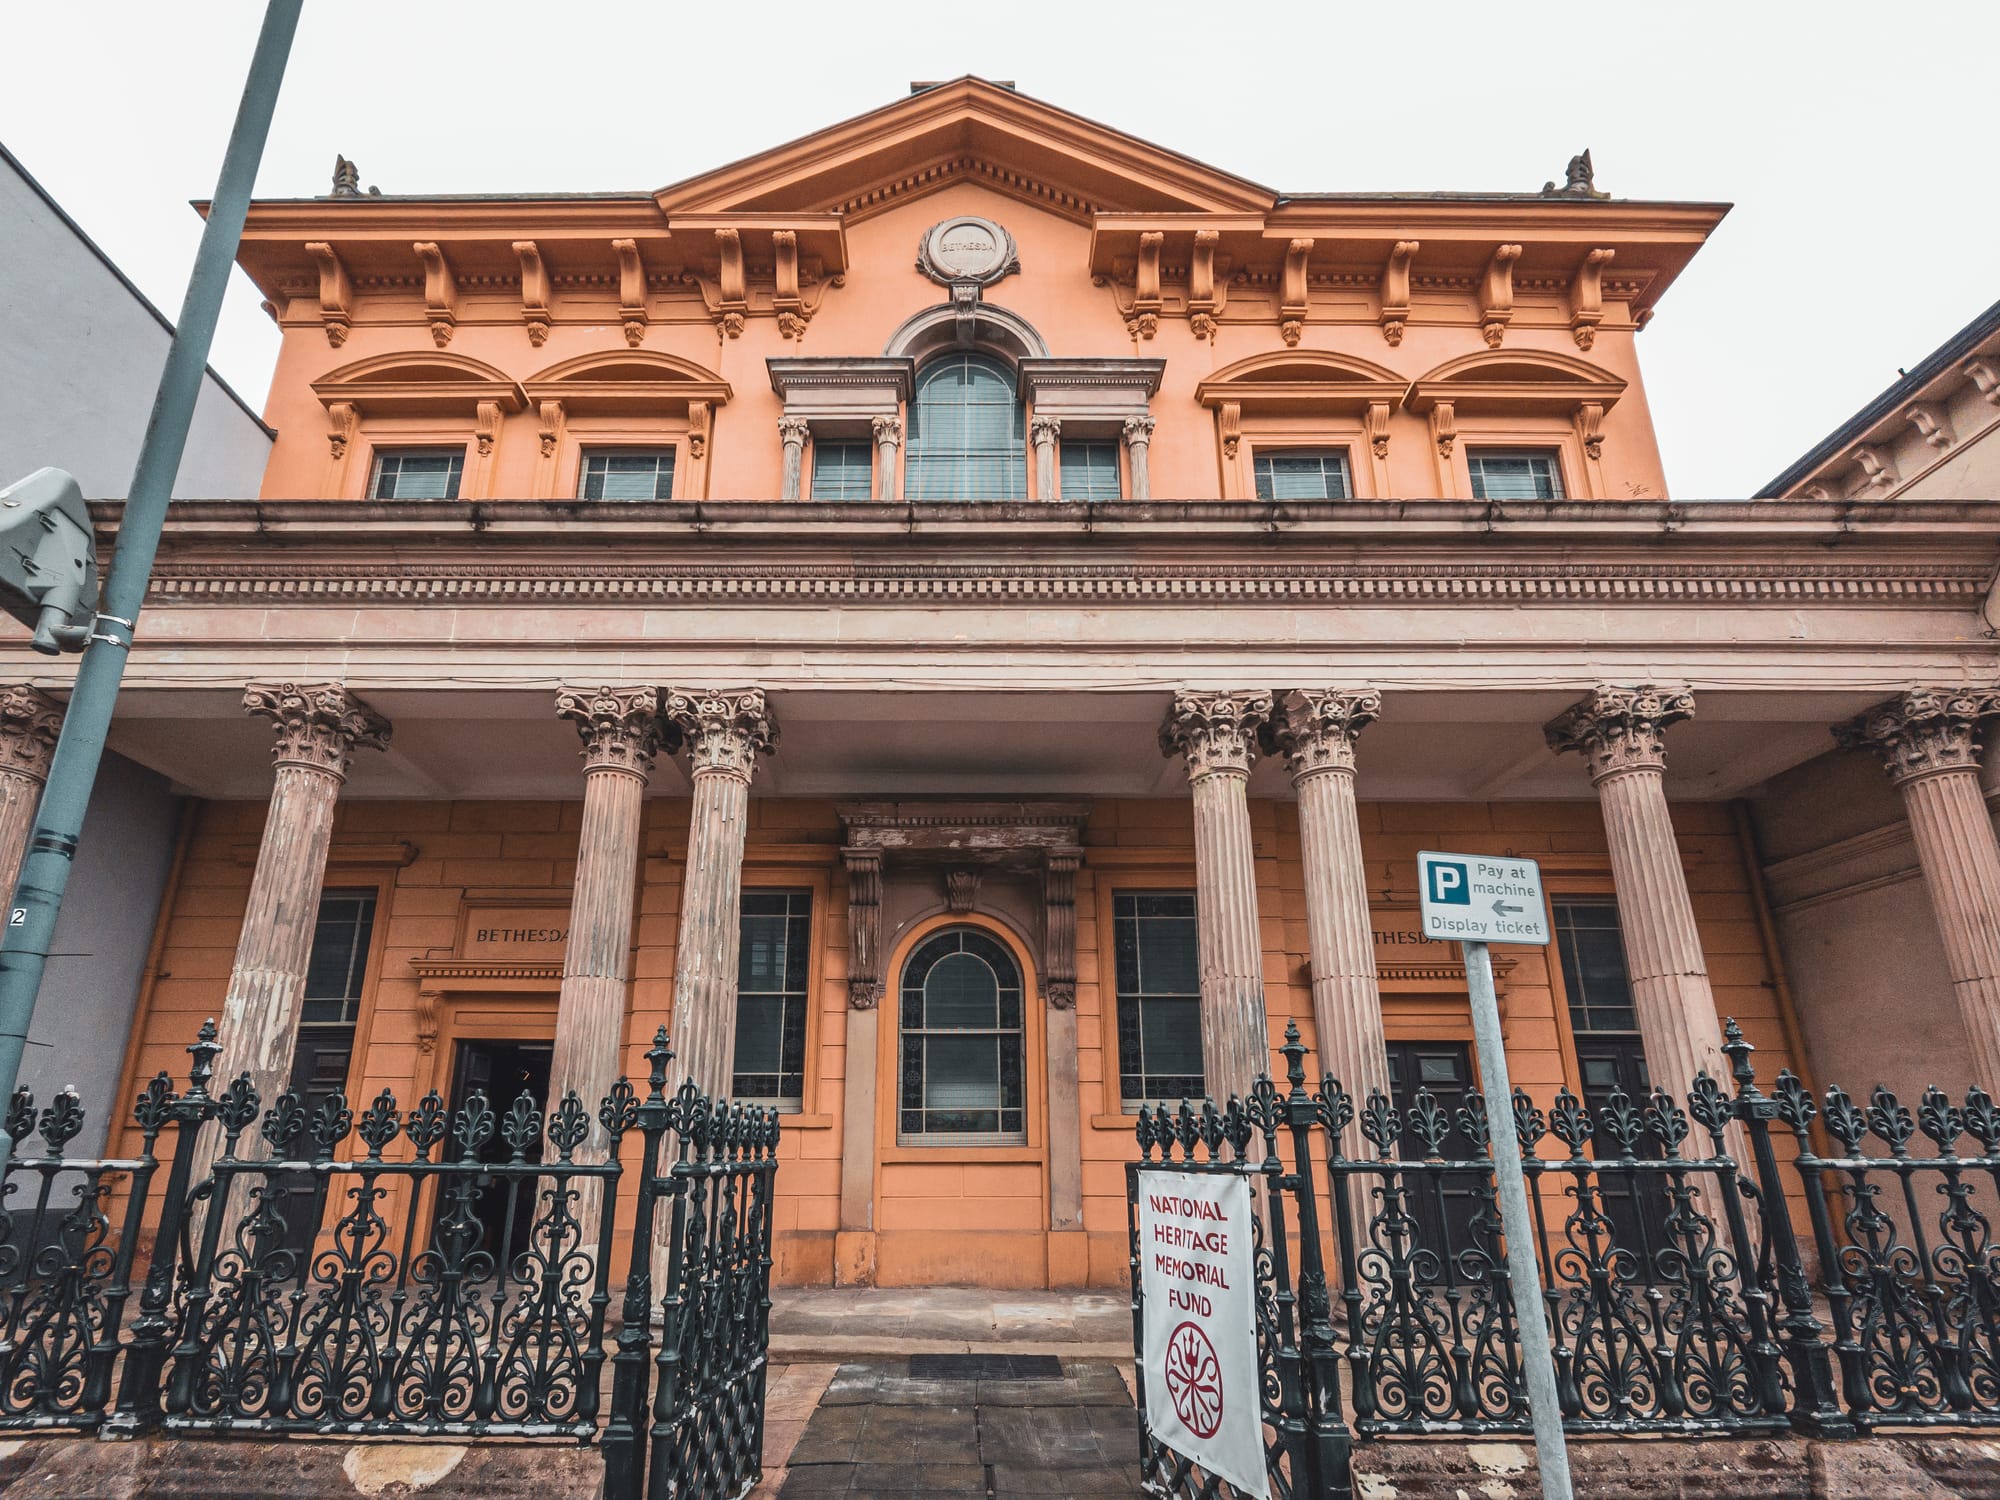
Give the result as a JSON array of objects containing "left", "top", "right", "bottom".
[{"left": 1136, "top": 1169, "right": 1269, "bottom": 1499}]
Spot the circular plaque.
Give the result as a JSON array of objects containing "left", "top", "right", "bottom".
[{"left": 917, "top": 215, "right": 1019, "bottom": 287}]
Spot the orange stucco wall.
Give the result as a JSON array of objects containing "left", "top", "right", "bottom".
[{"left": 113, "top": 793, "right": 1803, "bottom": 1289}]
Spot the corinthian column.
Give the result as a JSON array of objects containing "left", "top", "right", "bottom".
[
  {"left": 1269, "top": 689, "right": 1390, "bottom": 1110},
  {"left": 871, "top": 416, "right": 901, "bottom": 502},
  {"left": 214, "top": 684, "right": 390, "bottom": 1128},
  {"left": 1161, "top": 690, "right": 1275, "bottom": 1103},
  {"left": 1545, "top": 685, "right": 1726, "bottom": 1104},
  {"left": 1837, "top": 688, "right": 2000, "bottom": 1085},
  {"left": 1122, "top": 416, "right": 1155, "bottom": 501},
  {"left": 550, "top": 687, "right": 663, "bottom": 1150},
  {"left": 662, "top": 687, "right": 777, "bottom": 1098},
  {"left": 0, "top": 688, "right": 64, "bottom": 905}
]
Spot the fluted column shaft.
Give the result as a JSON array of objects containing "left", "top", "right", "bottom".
[
  {"left": 550, "top": 687, "right": 661, "bottom": 1157},
  {"left": 1272, "top": 690, "right": 1390, "bottom": 1108},
  {"left": 663, "top": 688, "right": 777, "bottom": 1099},
  {"left": 1839, "top": 688, "right": 2000, "bottom": 1085},
  {"left": 1163, "top": 691, "right": 1274, "bottom": 1104},
  {"left": 1547, "top": 685, "right": 1725, "bottom": 1103},
  {"left": 0, "top": 688, "right": 63, "bottom": 906},
  {"left": 200, "top": 684, "right": 390, "bottom": 1193}
]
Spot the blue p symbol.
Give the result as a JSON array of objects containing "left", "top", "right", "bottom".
[{"left": 1429, "top": 861, "right": 1470, "bottom": 905}]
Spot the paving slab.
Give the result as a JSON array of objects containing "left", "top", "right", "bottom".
[{"left": 778, "top": 1358, "right": 1139, "bottom": 1499}]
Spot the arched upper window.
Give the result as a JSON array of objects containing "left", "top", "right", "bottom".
[
  {"left": 905, "top": 353, "right": 1026, "bottom": 501},
  {"left": 898, "top": 927, "right": 1026, "bottom": 1142}
]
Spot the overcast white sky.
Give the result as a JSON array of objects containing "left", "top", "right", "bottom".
[{"left": 5, "top": 1, "right": 1995, "bottom": 497}]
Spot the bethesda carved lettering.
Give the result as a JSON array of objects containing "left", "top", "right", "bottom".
[
  {"left": 1545, "top": 684, "right": 1695, "bottom": 781},
  {"left": 1836, "top": 687, "right": 2000, "bottom": 784},
  {"left": 555, "top": 684, "right": 665, "bottom": 777},
  {"left": 243, "top": 682, "right": 392, "bottom": 777}
]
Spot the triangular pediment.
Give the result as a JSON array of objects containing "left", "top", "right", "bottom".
[{"left": 656, "top": 78, "right": 1272, "bottom": 224}]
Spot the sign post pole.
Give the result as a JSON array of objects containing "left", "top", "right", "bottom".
[
  {"left": 1417, "top": 850, "right": 1573, "bottom": 1500},
  {"left": 1464, "top": 938, "right": 1574, "bottom": 1500}
]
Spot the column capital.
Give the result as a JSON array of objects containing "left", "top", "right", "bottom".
[
  {"left": 1835, "top": 687, "right": 2000, "bottom": 784},
  {"left": 663, "top": 686, "right": 778, "bottom": 782},
  {"left": 1267, "top": 688, "right": 1381, "bottom": 779},
  {"left": 556, "top": 684, "right": 665, "bottom": 778},
  {"left": 777, "top": 415, "right": 811, "bottom": 445},
  {"left": 1544, "top": 684, "right": 1694, "bottom": 782},
  {"left": 1160, "top": 690, "right": 1274, "bottom": 779},
  {"left": 1030, "top": 415, "right": 1061, "bottom": 445},
  {"left": 0, "top": 686, "right": 64, "bottom": 782},
  {"left": 1122, "top": 414, "right": 1156, "bottom": 444},
  {"left": 243, "top": 682, "right": 391, "bottom": 778},
  {"left": 871, "top": 414, "right": 902, "bottom": 448}
]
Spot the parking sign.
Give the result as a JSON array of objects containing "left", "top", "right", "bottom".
[{"left": 1416, "top": 851, "right": 1550, "bottom": 946}]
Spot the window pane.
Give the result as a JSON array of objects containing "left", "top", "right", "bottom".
[
  {"left": 300, "top": 890, "right": 376, "bottom": 1027},
  {"left": 897, "top": 927, "right": 1027, "bottom": 1139},
  {"left": 906, "top": 353, "right": 1026, "bottom": 500},
  {"left": 1555, "top": 899, "right": 1638, "bottom": 1033},
  {"left": 1114, "top": 891, "right": 1204, "bottom": 1102},
  {"left": 730, "top": 889, "right": 811, "bottom": 1105},
  {"left": 580, "top": 449, "right": 673, "bottom": 500},
  {"left": 1253, "top": 449, "right": 1351, "bottom": 501},
  {"left": 1059, "top": 440, "right": 1121, "bottom": 501},
  {"left": 1467, "top": 450, "right": 1565, "bottom": 501},
  {"left": 371, "top": 451, "right": 463, "bottom": 500},
  {"left": 811, "top": 441, "right": 873, "bottom": 501}
]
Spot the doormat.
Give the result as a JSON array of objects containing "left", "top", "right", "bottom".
[{"left": 908, "top": 1353, "right": 1065, "bottom": 1380}]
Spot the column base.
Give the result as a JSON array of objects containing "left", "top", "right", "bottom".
[
  {"left": 1046, "top": 1229, "right": 1090, "bottom": 1288},
  {"left": 834, "top": 1229, "right": 877, "bottom": 1287}
]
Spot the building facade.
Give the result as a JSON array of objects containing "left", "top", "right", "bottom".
[
  {"left": 0, "top": 141, "right": 274, "bottom": 1151},
  {"left": 15, "top": 81, "right": 2000, "bottom": 1288}
]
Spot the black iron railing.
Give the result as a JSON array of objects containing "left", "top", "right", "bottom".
[
  {"left": 1130, "top": 1021, "right": 2000, "bottom": 1500},
  {"left": 0, "top": 1023, "right": 778, "bottom": 1500}
]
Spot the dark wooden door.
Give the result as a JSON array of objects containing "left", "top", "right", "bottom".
[
  {"left": 1572, "top": 1034, "right": 1675, "bottom": 1263},
  {"left": 1384, "top": 1041, "right": 1487, "bottom": 1282},
  {"left": 445, "top": 1039, "right": 554, "bottom": 1267}
]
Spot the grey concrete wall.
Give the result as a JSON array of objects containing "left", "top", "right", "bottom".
[
  {"left": 17, "top": 752, "right": 182, "bottom": 1157},
  {"left": 0, "top": 148, "right": 270, "bottom": 500},
  {"left": 1749, "top": 748, "right": 1973, "bottom": 1105}
]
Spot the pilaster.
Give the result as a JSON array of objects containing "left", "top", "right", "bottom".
[{"left": 0, "top": 687, "right": 64, "bottom": 905}]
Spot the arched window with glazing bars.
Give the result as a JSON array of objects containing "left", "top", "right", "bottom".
[{"left": 904, "top": 352, "right": 1026, "bottom": 500}]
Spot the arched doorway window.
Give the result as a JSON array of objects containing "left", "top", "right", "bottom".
[
  {"left": 898, "top": 927, "right": 1027, "bottom": 1143},
  {"left": 905, "top": 353, "right": 1026, "bottom": 500}
]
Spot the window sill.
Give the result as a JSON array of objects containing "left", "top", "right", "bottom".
[
  {"left": 1091, "top": 1112, "right": 1142, "bottom": 1131},
  {"left": 779, "top": 1113, "right": 837, "bottom": 1131},
  {"left": 877, "top": 1143, "right": 1044, "bottom": 1164}
]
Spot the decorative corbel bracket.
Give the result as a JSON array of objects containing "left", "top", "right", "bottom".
[
  {"left": 513, "top": 240, "right": 551, "bottom": 346},
  {"left": 713, "top": 228, "right": 747, "bottom": 338},
  {"left": 1188, "top": 229, "right": 1222, "bottom": 342},
  {"left": 1574, "top": 401, "right": 1605, "bottom": 463},
  {"left": 843, "top": 848, "right": 883, "bottom": 1009},
  {"left": 413, "top": 241, "right": 457, "bottom": 347},
  {"left": 1905, "top": 401, "right": 1957, "bottom": 451},
  {"left": 1127, "top": 232, "right": 1164, "bottom": 341},
  {"left": 1570, "top": 247, "right": 1615, "bottom": 351},
  {"left": 305, "top": 241, "right": 352, "bottom": 347},
  {"left": 537, "top": 400, "right": 566, "bottom": 460},
  {"left": 772, "top": 230, "right": 810, "bottom": 341},
  {"left": 612, "top": 238, "right": 648, "bottom": 347},
  {"left": 1280, "top": 237, "right": 1313, "bottom": 347},
  {"left": 1480, "top": 244, "right": 1522, "bottom": 348},
  {"left": 951, "top": 281, "right": 981, "bottom": 348},
  {"left": 416, "top": 988, "right": 441, "bottom": 1055},
  {"left": 1219, "top": 400, "right": 1242, "bottom": 460},
  {"left": 1430, "top": 400, "right": 1457, "bottom": 459},
  {"left": 1965, "top": 357, "right": 2000, "bottom": 406},
  {"left": 326, "top": 401, "right": 358, "bottom": 464},
  {"left": 1379, "top": 240, "right": 1417, "bottom": 347},
  {"left": 474, "top": 400, "right": 502, "bottom": 458},
  {"left": 1852, "top": 444, "right": 1899, "bottom": 496},
  {"left": 1042, "top": 849, "right": 1080, "bottom": 1010},
  {"left": 1365, "top": 401, "right": 1392, "bottom": 460},
  {"left": 687, "top": 401, "right": 711, "bottom": 461}
]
